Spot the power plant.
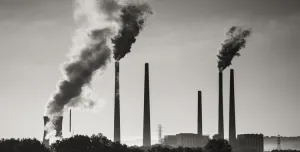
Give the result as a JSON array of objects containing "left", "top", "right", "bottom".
[{"left": 41, "top": 66, "right": 273, "bottom": 152}]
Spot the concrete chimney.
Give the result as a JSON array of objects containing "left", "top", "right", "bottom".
[
  {"left": 229, "top": 69, "right": 236, "bottom": 148},
  {"left": 218, "top": 72, "right": 224, "bottom": 139},
  {"left": 43, "top": 116, "right": 63, "bottom": 147},
  {"left": 114, "top": 61, "right": 121, "bottom": 142},
  {"left": 198, "top": 91, "right": 202, "bottom": 136},
  {"left": 69, "top": 109, "right": 71, "bottom": 133},
  {"left": 143, "top": 63, "right": 151, "bottom": 147}
]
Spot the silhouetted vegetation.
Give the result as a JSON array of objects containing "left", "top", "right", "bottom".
[
  {"left": 272, "top": 150, "right": 300, "bottom": 152},
  {"left": 204, "top": 139, "right": 232, "bottom": 152},
  {"left": 51, "top": 133, "right": 133, "bottom": 152},
  {"left": 0, "top": 138, "right": 49, "bottom": 152},
  {"left": 149, "top": 145, "right": 203, "bottom": 152},
  {"left": 0, "top": 134, "right": 232, "bottom": 152}
]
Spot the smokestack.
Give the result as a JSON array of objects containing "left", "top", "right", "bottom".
[
  {"left": 143, "top": 63, "right": 151, "bottom": 147},
  {"left": 198, "top": 91, "right": 202, "bottom": 136},
  {"left": 218, "top": 72, "right": 224, "bottom": 139},
  {"left": 229, "top": 69, "right": 236, "bottom": 148},
  {"left": 114, "top": 61, "right": 120, "bottom": 142},
  {"left": 43, "top": 116, "right": 63, "bottom": 147},
  {"left": 43, "top": 117, "right": 50, "bottom": 147},
  {"left": 69, "top": 109, "right": 71, "bottom": 133}
]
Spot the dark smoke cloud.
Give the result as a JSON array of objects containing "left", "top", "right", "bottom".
[
  {"left": 112, "top": 3, "right": 152, "bottom": 61},
  {"left": 44, "top": 0, "right": 123, "bottom": 143},
  {"left": 217, "top": 26, "right": 252, "bottom": 71},
  {"left": 46, "top": 38, "right": 111, "bottom": 115},
  {"left": 45, "top": 0, "right": 122, "bottom": 116}
]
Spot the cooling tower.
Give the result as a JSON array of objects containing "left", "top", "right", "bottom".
[
  {"left": 114, "top": 61, "right": 121, "bottom": 142},
  {"left": 229, "top": 69, "right": 236, "bottom": 148},
  {"left": 218, "top": 72, "right": 224, "bottom": 139},
  {"left": 198, "top": 91, "right": 202, "bottom": 136},
  {"left": 143, "top": 63, "right": 151, "bottom": 147},
  {"left": 43, "top": 116, "right": 63, "bottom": 147}
]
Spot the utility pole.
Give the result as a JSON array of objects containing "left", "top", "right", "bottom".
[
  {"left": 277, "top": 134, "right": 281, "bottom": 150},
  {"left": 158, "top": 124, "right": 163, "bottom": 144}
]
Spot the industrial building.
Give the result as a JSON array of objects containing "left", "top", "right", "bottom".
[
  {"left": 41, "top": 67, "right": 274, "bottom": 151},
  {"left": 264, "top": 136, "right": 300, "bottom": 151},
  {"left": 164, "top": 135, "right": 177, "bottom": 147},
  {"left": 177, "top": 133, "right": 209, "bottom": 148},
  {"left": 237, "top": 134, "right": 264, "bottom": 152},
  {"left": 163, "top": 90, "right": 209, "bottom": 148},
  {"left": 164, "top": 133, "right": 209, "bottom": 148}
]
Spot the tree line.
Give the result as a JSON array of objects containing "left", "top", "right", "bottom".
[{"left": 0, "top": 133, "right": 232, "bottom": 152}]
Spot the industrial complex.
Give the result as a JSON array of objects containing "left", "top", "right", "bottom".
[{"left": 42, "top": 64, "right": 300, "bottom": 152}]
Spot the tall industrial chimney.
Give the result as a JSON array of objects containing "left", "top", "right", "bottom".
[
  {"left": 229, "top": 69, "right": 236, "bottom": 148},
  {"left": 43, "top": 116, "right": 63, "bottom": 147},
  {"left": 114, "top": 61, "right": 121, "bottom": 142},
  {"left": 198, "top": 91, "right": 202, "bottom": 136},
  {"left": 218, "top": 72, "right": 224, "bottom": 139},
  {"left": 143, "top": 63, "right": 151, "bottom": 147},
  {"left": 69, "top": 109, "right": 71, "bottom": 133}
]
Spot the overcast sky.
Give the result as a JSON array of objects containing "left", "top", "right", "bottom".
[{"left": 0, "top": 0, "right": 300, "bottom": 146}]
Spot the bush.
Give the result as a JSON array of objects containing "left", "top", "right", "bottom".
[{"left": 0, "top": 138, "right": 49, "bottom": 152}]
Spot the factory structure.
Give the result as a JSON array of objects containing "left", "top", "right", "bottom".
[
  {"left": 163, "top": 90, "right": 209, "bottom": 148},
  {"left": 163, "top": 69, "right": 264, "bottom": 152},
  {"left": 42, "top": 65, "right": 298, "bottom": 152}
]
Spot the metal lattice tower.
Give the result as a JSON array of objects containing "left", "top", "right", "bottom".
[
  {"left": 158, "top": 124, "right": 163, "bottom": 144},
  {"left": 277, "top": 134, "right": 281, "bottom": 150}
]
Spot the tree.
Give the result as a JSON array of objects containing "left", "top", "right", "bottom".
[
  {"left": 204, "top": 139, "right": 231, "bottom": 152},
  {"left": 0, "top": 138, "right": 49, "bottom": 152}
]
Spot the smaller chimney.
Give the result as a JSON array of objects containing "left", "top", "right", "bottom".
[
  {"left": 69, "top": 109, "right": 72, "bottom": 133},
  {"left": 197, "top": 91, "right": 202, "bottom": 136},
  {"left": 43, "top": 117, "right": 50, "bottom": 147}
]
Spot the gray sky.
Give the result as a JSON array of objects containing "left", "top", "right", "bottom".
[{"left": 0, "top": 0, "right": 300, "bottom": 146}]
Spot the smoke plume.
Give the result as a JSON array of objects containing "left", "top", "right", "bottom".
[
  {"left": 112, "top": 2, "right": 152, "bottom": 61},
  {"left": 44, "top": 0, "right": 123, "bottom": 143},
  {"left": 217, "top": 26, "right": 252, "bottom": 71}
]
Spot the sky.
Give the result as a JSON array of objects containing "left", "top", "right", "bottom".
[{"left": 0, "top": 0, "right": 300, "bottom": 146}]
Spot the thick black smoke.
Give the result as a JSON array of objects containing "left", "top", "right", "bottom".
[
  {"left": 44, "top": 0, "right": 123, "bottom": 143},
  {"left": 217, "top": 26, "right": 252, "bottom": 71},
  {"left": 46, "top": 0, "right": 122, "bottom": 116},
  {"left": 112, "top": 3, "right": 152, "bottom": 61}
]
